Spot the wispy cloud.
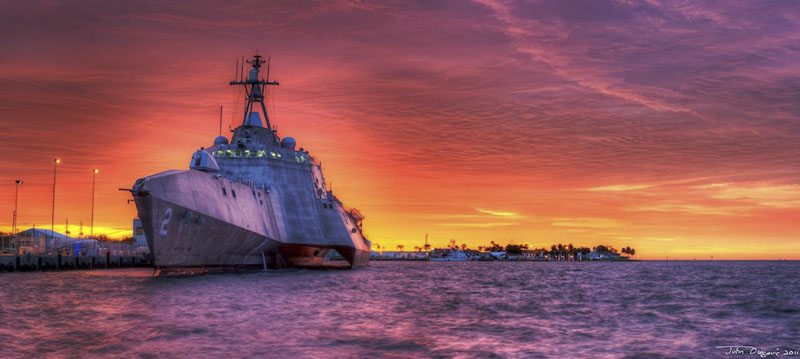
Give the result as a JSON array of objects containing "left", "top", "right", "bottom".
[
  {"left": 550, "top": 217, "right": 625, "bottom": 229},
  {"left": 643, "top": 236, "right": 678, "bottom": 242},
  {"left": 588, "top": 184, "right": 652, "bottom": 192},
  {"left": 438, "top": 222, "right": 516, "bottom": 228},
  {"left": 692, "top": 182, "right": 800, "bottom": 209},
  {"left": 431, "top": 208, "right": 522, "bottom": 229},
  {"left": 631, "top": 203, "right": 749, "bottom": 216},
  {"left": 476, "top": 208, "right": 519, "bottom": 217}
]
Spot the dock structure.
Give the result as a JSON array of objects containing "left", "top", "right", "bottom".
[{"left": 0, "top": 253, "right": 152, "bottom": 272}]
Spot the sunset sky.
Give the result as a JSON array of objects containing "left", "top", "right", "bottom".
[{"left": 1, "top": 0, "right": 798, "bottom": 259}]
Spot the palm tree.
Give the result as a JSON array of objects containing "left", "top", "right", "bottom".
[
  {"left": 460, "top": 243, "right": 467, "bottom": 250},
  {"left": 397, "top": 244, "right": 405, "bottom": 251}
]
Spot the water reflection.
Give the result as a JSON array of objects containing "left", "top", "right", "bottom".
[{"left": 0, "top": 262, "right": 797, "bottom": 358}]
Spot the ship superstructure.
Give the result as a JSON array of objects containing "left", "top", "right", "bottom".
[{"left": 129, "top": 55, "right": 370, "bottom": 274}]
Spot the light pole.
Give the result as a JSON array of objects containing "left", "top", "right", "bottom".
[
  {"left": 91, "top": 168, "right": 98, "bottom": 237},
  {"left": 12, "top": 180, "right": 23, "bottom": 235},
  {"left": 51, "top": 158, "right": 60, "bottom": 242}
]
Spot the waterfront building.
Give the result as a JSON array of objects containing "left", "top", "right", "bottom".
[
  {"left": 372, "top": 251, "right": 428, "bottom": 260},
  {"left": 430, "top": 248, "right": 472, "bottom": 261},
  {"left": 11, "top": 228, "right": 99, "bottom": 256},
  {"left": 586, "top": 248, "right": 623, "bottom": 260},
  {"left": 132, "top": 219, "right": 150, "bottom": 254},
  {"left": 489, "top": 251, "right": 507, "bottom": 260}
]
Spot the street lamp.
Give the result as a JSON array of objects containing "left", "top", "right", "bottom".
[
  {"left": 91, "top": 168, "right": 98, "bottom": 237},
  {"left": 12, "top": 180, "right": 23, "bottom": 234},
  {"left": 50, "top": 158, "right": 60, "bottom": 241}
]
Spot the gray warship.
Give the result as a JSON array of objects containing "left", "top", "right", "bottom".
[{"left": 129, "top": 54, "right": 370, "bottom": 275}]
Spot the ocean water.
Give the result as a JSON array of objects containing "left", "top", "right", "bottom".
[{"left": 0, "top": 261, "right": 798, "bottom": 358}]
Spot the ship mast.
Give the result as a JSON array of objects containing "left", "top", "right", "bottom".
[{"left": 229, "top": 54, "right": 280, "bottom": 130}]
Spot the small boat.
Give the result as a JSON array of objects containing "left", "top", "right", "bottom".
[{"left": 430, "top": 248, "right": 473, "bottom": 261}]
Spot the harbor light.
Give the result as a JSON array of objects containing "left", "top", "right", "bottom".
[
  {"left": 91, "top": 168, "right": 98, "bottom": 237},
  {"left": 12, "top": 180, "right": 23, "bottom": 234}
]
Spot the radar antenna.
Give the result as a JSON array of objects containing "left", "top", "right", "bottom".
[{"left": 229, "top": 54, "right": 280, "bottom": 130}]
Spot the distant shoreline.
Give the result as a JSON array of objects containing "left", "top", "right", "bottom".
[
  {"left": 370, "top": 258, "right": 799, "bottom": 262},
  {"left": 370, "top": 258, "right": 640, "bottom": 262}
]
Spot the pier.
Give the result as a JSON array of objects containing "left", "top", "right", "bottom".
[
  {"left": 0, "top": 225, "right": 151, "bottom": 272},
  {"left": 0, "top": 253, "right": 152, "bottom": 272}
]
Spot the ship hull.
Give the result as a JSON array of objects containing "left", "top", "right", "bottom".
[
  {"left": 132, "top": 169, "right": 369, "bottom": 275},
  {"left": 135, "top": 195, "right": 282, "bottom": 270}
]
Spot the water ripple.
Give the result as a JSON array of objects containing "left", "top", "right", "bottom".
[{"left": 0, "top": 261, "right": 798, "bottom": 358}]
